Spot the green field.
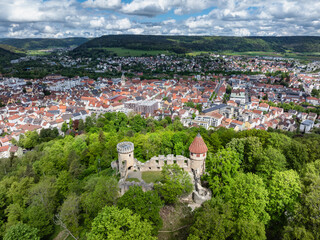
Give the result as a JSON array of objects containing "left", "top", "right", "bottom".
[
  {"left": 126, "top": 178, "right": 140, "bottom": 182},
  {"left": 27, "top": 50, "right": 52, "bottom": 55},
  {"left": 102, "top": 47, "right": 173, "bottom": 57},
  {"left": 220, "top": 50, "right": 320, "bottom": 61},
  {"left": 141, "top": 171, "right": 163, "bottom": 183}
]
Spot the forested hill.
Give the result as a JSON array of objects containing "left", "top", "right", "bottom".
[
  {"left": 0, "top": 37, "right": 89, "bottom": 50},
  {"left": 0, "top": 47, "right": 25, "bottom": 64},
  {"left": 73, "top": 35, "right": 320, "bottom": 55},
  {"left": 1, "top": 112, "right": 320, "bottom": 239}
]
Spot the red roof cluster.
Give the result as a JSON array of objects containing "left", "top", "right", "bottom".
[{"left": 189, "top": 133, "right": 208, "bottom": 154}]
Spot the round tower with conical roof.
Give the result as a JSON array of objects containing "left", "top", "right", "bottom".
[{"left": 189, "top": 133, "right": 208, "bottom": 176}]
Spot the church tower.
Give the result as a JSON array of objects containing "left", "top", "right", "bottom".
[
  {"left": 189, "top": 133, "right": 208, "bottom": 177},
  {"left": 121, "top": 72, "right": 126, "bottom": 86}
]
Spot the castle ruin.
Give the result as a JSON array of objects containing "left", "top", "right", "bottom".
[{"left": 112, "top": 133, "right": 211, "bottom": 205}]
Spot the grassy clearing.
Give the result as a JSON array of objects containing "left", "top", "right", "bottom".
[
  {"left": 102, "top": 47, "right": 173, "bottom": 57},
  {"left": 221, "top": 51, "right": 283, "bottom": 57},
  {"left": 126, "top": 178, "right": 140, "bottom": 182},
  {"left": 0, "top": 44, "right": 26, "bottom": 54},
  {"left": 220, "top": 50, "right": 320, "bottom": 61},
  {"left": 158, "top": 203, "right": 194, "bottom": 240},
  {"left": 27, "top": 50, "right": 52, "bottom": 55},
  {"left": 141, "top": 171, "right": 163, "bottom": 183}
]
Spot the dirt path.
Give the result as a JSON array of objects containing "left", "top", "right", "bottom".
[{"left": 53, "top": 230, "right": 69, "bottom": 240}]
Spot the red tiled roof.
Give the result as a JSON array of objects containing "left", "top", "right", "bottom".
[
  {"left": 189, "top": 133, "right": 208, "bottom": 154},
  {"left": 0, "top": 145, "right": 9, "bottom": 152}
]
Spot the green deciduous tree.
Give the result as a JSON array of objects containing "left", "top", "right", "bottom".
[
  {"left": 59, "top": 193, "right": 80, "bottom": 237},
  {"left": 188, "top": 198, "right": 234, "bottom": 240},
  {"left": 188, "top": 197, "right": 267, "bottom": 240},
  {"left": 117, "top": 186, "right": 163, "bottom": 235},
  {"left": 61, "top": 122, "right": 68, "bottom": 133},
  {"left": 283, "top": 140, "right": 309, "bottom": 171},
  {"left": 23, "top": 205, "right": 53, "bottom": 238},
  {"left": 4, "top": 223, "right": 40, "bottom": 240},
  {"left": 233, "top": 219, "right": 266, "bottom": 240},
  {"left": 267, "top": 170, "right": 301, "bottom": 219},
  {"left": 21, "top": 131, "right": 39, "bottom": 149},
  {"left": 205, "top": 148, "right": 240, "bottom": 197},
  {"left": 85, "top": 116, "right": 94, "bottom": 132},
  {"left": 78, "top": 119, "right": 85, "bottom": 131},
  {"left": 228, "top": 172, "right": 270, "bottom": 225},
  {"left": 256, "top": 147, "right": 287, "bottom": 179},
  {"left": 283, "top": 160, "right": 320, "bottom": 240},
  {"left": 226, "top": 137, "right": 263, "bottom": 172},
  {"left": 87, "top": 206, "right": 156, "bottom": 240},
  {"left": 81, "top": 176, "right": 118, "bottom": 220},
  {"left": 154, "top": 164, "right": 193, "bottom": 204}
]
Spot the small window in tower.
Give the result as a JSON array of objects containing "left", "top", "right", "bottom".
[
  {"left": 129, "top": 154, "right": 131, "bottom": 157},
  {"left": 156, "top": 160, "right": 159, "bottom": 164},
  {"left": 197, "top": 154, "right": 200, "bottom": 157}
]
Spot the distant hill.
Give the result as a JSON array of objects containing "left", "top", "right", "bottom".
[
  {"left": 0, "top": 44, "right": 26, "bottom": 54},
  {"left": 0, "top": 37, "right": 89, "bottom": 50},
  {"left": 0, "top": 47, "right": 25, "bottom": 66},
  {"left": 71, "top": 35, "right": 320, "bottom": 57}
]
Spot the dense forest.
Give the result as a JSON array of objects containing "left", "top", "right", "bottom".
[
  {"left": 0, "top": 47, "right": 25, "bottom": 67},
  {"left": 2, "top": 35, "right": 320, "bottom": 58},
  {"left": 1, "top": 112, "right": 320, "bottom": 239},
  {"left": 72, "top": 35, "right": 320, "bottom": 56},
  {"left": 0, "top": 38, "right": 89, "bottom": 50}
]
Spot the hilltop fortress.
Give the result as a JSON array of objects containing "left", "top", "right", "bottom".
[{"left": 112, "top": 133, "right": 211, "bottom": 205}]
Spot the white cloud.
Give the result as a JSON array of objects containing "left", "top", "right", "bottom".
[
  {"left": 90, "top": 17, "right": 106, "bottom": 28},
  {"left": 121, "top": 0, "right": 215, "bottom": 17},
  {"left": 0, "top": 0, "right": 76, "bottom": 22},
  {"left": 82, "top": 0, "right": 122, "bottom": 10},
  {"left": 174, "top": 0, "right": 213, "bottom": 15},
  {"left": 128, "top": 28, "right": 145, "bottom": 34},
  {"left": 105, "top": 18, "right": 132, "bottom": 30},
  {"left": 1, "top": 0, "right": 320, "bottom": 37},
  {"left": 185, "top": 18, "right": 213, "bottom": 29},
  {"left": 121, "top": 0, "right": 168, "bottom": 17},
  {"left": 233, "top": 28, "right": 251, "bottom": 36},
  {"left": 163, "top": 19, "right": 176, "bottom": 25}
]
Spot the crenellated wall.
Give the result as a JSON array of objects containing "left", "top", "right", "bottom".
[{"left": 137, "top": 154, "right": 192, "bottom": 172}]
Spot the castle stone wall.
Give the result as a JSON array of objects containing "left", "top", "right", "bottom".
[
  {"left": 118, "top": 179, "right": 154, "bottom": 196},
  {"left": 137, "top": 154, "right": 192, "bottom": 172}
]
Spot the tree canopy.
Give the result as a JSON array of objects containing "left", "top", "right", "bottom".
[
  {"left": 87, "top": 206, "right": 156, "bottom": 240},
  {"left": 0, "top": 112, "right": 319, "bottom": 239}
]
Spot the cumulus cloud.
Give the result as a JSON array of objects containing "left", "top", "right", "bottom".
[
  {"left": 1, "top": 0, "right": 320, "bottom": 38},
  {"left": 0, "top": 0, "right": 76, "bottom": 22},
  {"left": 121, "top": 0, "right": 214, "bottom": 17},
  {"left": 82, "top": 0, "right": 122, "bottom": 10}
]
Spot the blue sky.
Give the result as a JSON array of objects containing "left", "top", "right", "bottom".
[{"left": 0, "top": 0, "right": 320, "bottom": 38}]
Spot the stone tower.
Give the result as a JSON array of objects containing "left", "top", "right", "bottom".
[
  {"left": 121, "top": 72, "right": 126, "bottom": 86},
  {"left": 117, "top": 141, "right": 134, "bottom": 178},
  {"left": 189, "top": 133, "right": 208, "bottom": 177}
]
